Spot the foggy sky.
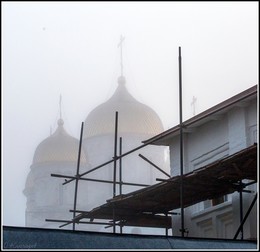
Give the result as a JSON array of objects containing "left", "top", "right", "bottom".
[{"left": 2, "top": 2, "right": 258, "bottom": 227}]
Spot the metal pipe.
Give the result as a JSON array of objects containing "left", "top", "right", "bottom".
[
  {"left": 62, "top": 158, "right": 114, "bottom": 185},
  {"left": 156, "top": 178, "right": 173, "bottom": 182},
  {"left": 242, "top": 190, "right": 255, "bottom": 193},
  {"left": 119, "top": 137, "right": 123, "bottom": 234},
  {"left": 78, "top": 177, "right": 149, "bottom": 187},
  {"left": 239, "top": 180, "right": 244, "bottom": 239},
  {"left": 165, "top": 213, "right": 168, "bottom": 236},
  {"left": 52, "top": 173, "right": 149, "bottom": 187},
  {"left": 60, "top": 137, "right": 162, "bottom": 186},
  {"left": 119, "top": 137, "right": 123, "bottom": 195},
  {"left": 46, "top": 219, "right": 120, "bottom": 227},
  {"left": 113, "top": 206, "right": 116, "bottom": 233},
  {"left": 112, "top": 112, "right": 118, "bottom": 234},
  {"left": 113, "top": 111, "right": 118, "bottom": 198},
  {"left": 46, "top": 218, "right": 74, "bottom": 228},
  {"left": 244, "top": 181, "right": 256, "bottom": 187},
  {"left": 72, "top": 122, "right": 84, "bottom": 231},
  {"left": 179, "top": 46, "right": 185, "bottom": 237},
  {"left": 69, "top": 210, "right": 89, "bottom": 214},
  {"left": 139, "top": 154, "right": 171, "bottom": 178},
  {"left": 233, "top": 193, "right": 257, "bottom": 239}
]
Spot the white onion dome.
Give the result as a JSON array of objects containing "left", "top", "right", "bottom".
[
  {"left": 84, "top": 76, "right": 164, "bottom": 139},
  {"left": 32, "top": 119, "right": 87, "bottom": 165}
]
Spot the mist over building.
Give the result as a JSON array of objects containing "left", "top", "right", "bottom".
[
  {"left": 23, "top": 53, "right": 170, "bottom": 234},
  {"left": 22, "top": 34, "right": 257, "bottom": 240},
  {"left": 23, "top": 59, "right": 257, "bottom": 239}
]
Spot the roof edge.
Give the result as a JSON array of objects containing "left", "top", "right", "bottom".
[{"left": 143, "top": 84, "right": 257, "bottom": 145}]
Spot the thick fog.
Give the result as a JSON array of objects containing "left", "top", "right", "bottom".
[{"left": 2, "top": 2, "right": 258, "bottom": 226}]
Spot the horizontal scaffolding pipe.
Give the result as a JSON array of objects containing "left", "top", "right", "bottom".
[
  {"left": 46, "top": 219, "right": 74, "bottom": 223},
  {"left": 45, "top": 219, "right": 121, "bottom": 227},
  {"left": 139, "top": 154, "right": 171, "bottom": 178},
  {"left": 156, "top": 178, "right": 175, "bottom": 182},
  {"left": 242, "top": 190, "right": 255, "bottom": 193},
  {"left": 51, "top": 173, "right": 149, "bottom": 187},
  {"left": 168, "top": 211, "right": 181, "bottom": 215},
  {"left": 69, "top": 210, "right": 90, "bottom": 214},
  {"left": 244, "top": 181, "right": 257, "bottom": 187},
  {"left": 60, "top": 136, "right": 171, "bottom": 186}
]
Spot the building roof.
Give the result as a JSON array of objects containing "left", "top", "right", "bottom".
[
  {"left": 143, "top": 85, "right": 257, "bottom": 146},
  {"left": 69, "top": 144, "right": 256, "bottom": 229},
  {"left": 83, "top": 76, "right": 164, "bottom": 139},
  {"left": 3, "top": 226, "right": 257, "bottom": 249}
]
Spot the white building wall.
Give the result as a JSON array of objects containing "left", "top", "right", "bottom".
[
  {"left": 170, "top": 117, "right": 229, "bottom": 176},
  {"left": 228, "top": 107, "right": 247, "bottom": 155},
  {"left": 245, "top": 100, "right": 258, "bottom": 145},
  {"left": 171, "top": 99, "right": 257, "bottom": 239}
]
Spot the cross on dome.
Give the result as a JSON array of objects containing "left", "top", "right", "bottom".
[{"left": 117, "top": 35, "right": 125, "bottom": 77}]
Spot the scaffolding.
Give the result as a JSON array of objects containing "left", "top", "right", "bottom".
[
  {"left": 46, "top": 112, "right": 257, "bottom": 239},
  {"left": 46, "top": 48, "right": 257, "bottom": 240},
  {"left": 46, "top": 112, "right": 173, "bottom": 234}
]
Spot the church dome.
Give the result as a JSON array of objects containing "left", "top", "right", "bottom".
[
  {"left": 84, "top": 76, "right": 164, "bottom": 139},
  {"left": 32, "top": 119, "right": 87, "bottom": 165}
]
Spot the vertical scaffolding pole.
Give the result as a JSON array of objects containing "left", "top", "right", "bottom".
[
  {"left": 73, "top": 122, "right": 84, "bottom": 231},
  {"left": 239, "top": 180, "right": 244, "bottom": 240},
  {"left": 113, "top": 111, "right": 118, "bottom": 198},
  {"left": 113, "top": 111, "right": 118, "bottom": 233},
  {"left": 165, "top": 213, "right": 169, "bottom": 237},
  {"left": 119, "top": 137, "right": 123, "bottom": 234},
  {"left": 119, "top": 137, "right": 123, "bottom": 195},
  {"left": 178, "top": 46, "right": 185, "bottom": 237}
]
